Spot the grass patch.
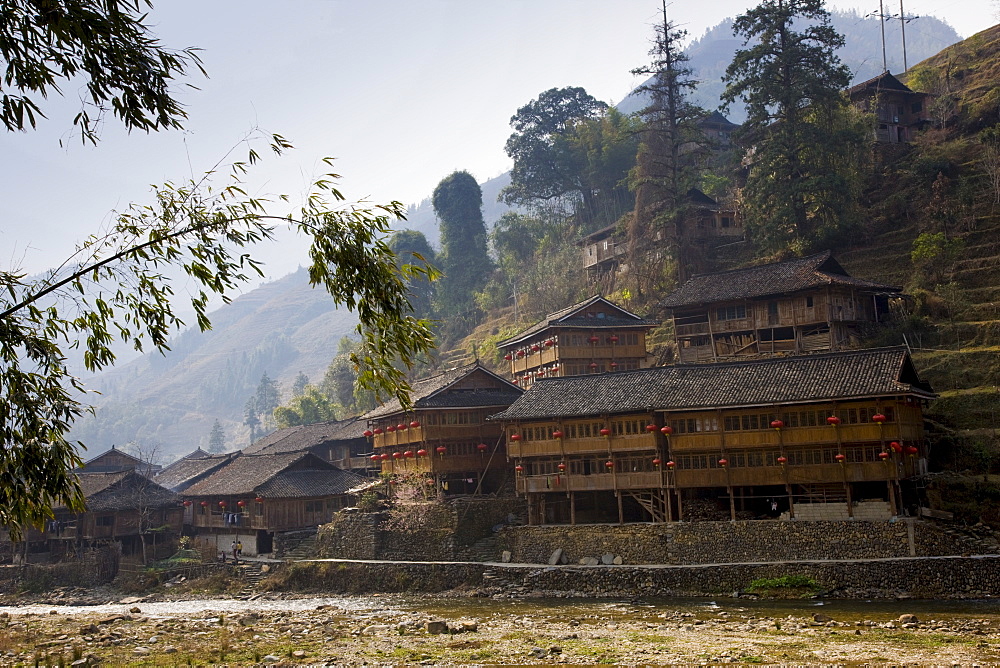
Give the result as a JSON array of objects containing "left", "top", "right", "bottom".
[{"left": 746, "top": 575, "right": 821, "bottom": 598}]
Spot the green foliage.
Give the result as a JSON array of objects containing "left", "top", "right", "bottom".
[
  {"left": 292, "top": 371, "right": 310, "bottom": 397},
  {"left": 207, "top": 419, "right": 225, "bottom": 453},
  {"left": 746, "top": 574, "right": 820, "bottom": 596},
  {"left": 273, "top": 385, "right": 337, "bottom": 427},
  {"left": 723, "top": 0, "right": 863, "bottom": 253},
  {"left": 387, "top": 230, "right": 437, "bottom": 320},
  {"left": 433, "top": 171, "right": 492, "bottom": 323},
  {"left": 910, "top": 233, "right": 965, "bottom": 287},
  {"left": 0, "top": 136, "right": 436, "bottom": 537},
  {"left": 0, "top": 0, "right": 205, "bottom": 142},
  {"left": 320, "top": 337, "right": 377, "bottom": 415}
]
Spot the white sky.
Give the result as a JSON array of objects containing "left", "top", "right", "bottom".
[{"left": 2, "top": 0, "right": 996, "bottom": 280}]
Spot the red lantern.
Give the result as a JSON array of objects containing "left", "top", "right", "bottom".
[
  {"left": 557, "top": 462, "right": 566, "bottom": 472},
  {"left": 417, "top": 449, "right": 428, "bottom": 457},
  {"left": 477, "top": 443, "right": 488, "bottom": 452},
  {"left": 410, "top": 420, "right": 420, "bottom": 428},
  {"left": 387, "top": 425, "right": 396, "bottom": 432},
  {"left": 646, "top": 424, "right": 658, "bottom": 432},
  {"left": 551, "top": 366, "right": 559, "bottom": 373},
  {"left": 835, "top": 453, "right": 846, "bottom": 463},
  {"left": 515, "top": 465, "right": 524, "bottom": 473},
  {"left": 718, "top": 458, "right": 728, "bottom": 467},
  {"left": 666, "top": 460, "right": 676, "bottom": 469},
  {"left": 516, "top": 350, "right": 525, "bottom": 357},
  {"left": 504, "top": 354, "right": 513, "bottom": 361},
  {"left": 392, "top": 452, "right": 402, "bottom": 459},
  {"left": 890, "top": 441, "right": 902, "bottom": 453},
  {"left": 872, "top": 413, "right": 887, "bottom": 424},
  {"left": 397, "top": 423, "right": 407, "bottom": 431},
  {"left": 879, "top": 451, "right": 890, "bottom": 460},
  {"left": 219, "top": 501, "right": 227, "bottom": 508},
  {"left": 589, "top": 336, "right": 600, "bottom": 344},
  {"left": 605, "top": 460, "right": 614, "bottom": 469},
  {"left": 380, "top": 453, "right": 390, "bottom": 461},
  {"left": 435, "top": 446, "right": 447, "bottom": 456},
  {"left": 182, "top": 500, "right": 191, "bottom": 507},
  {"left": 545, "top": 339, "right": 554, "bottom": 347},
  {"left": 589, "top": 361, "right": 598, "bottom": 370},
  {"left": 770, "top": 420, "right": 784, "bottom": 430},
  {"left": 552, "top": 430, "right": 564, "bottom": 439},
  {"left": 531, "top": 344, "right": 540, "bottom": 352},
  {"left": 652, "top": 458, "right": 662, "bottom": 466},
  {"left": 374, "top": 427, "right": 383, "bottom": 435},
  {"left": 905, "top": 445, "right": 919, "bottom": 455},
  {"left": 610, "top": 335, "right": 619, "bottom": 343},
  {"left": 237, "top": 500, "right": 246, "bottom": 508},
  {"left": 777, "top": 456, "right": 787, "bottom": 465},
  {"left": 200, "top": 501, "right": 208, "bottom": 507},
  {"left": 660, "top": 425, "right": 673, "bottom": 435},
  {"left": 255, "top": 496, "right": 264, "bottom": 503},
  {"left": 363, "top": 429, "right": 374, "bottom": 438},
  {"left": 404, "top": 450, "right": 414, "bottom": 458},
  {"left": 600, "top": 428, "right": 611, "bottom": 437},
  {"left": 610, "top": 361, "right": 618, "bottom": 369},
  {"left": 512, "top": 378, "right": 519, "bottom": 385},
  {"left": 510, "top": 434, "right": 522, "bottom": 442},
  {"left": 826, "top": 416, "right": 841, "bottom": 426},
  {"left": 537, "top": 370, "right": 545, "bottom": 377}
]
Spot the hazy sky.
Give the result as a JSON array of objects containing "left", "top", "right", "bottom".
[{"left": 2, "top": 0, "right": 996, "bottom": 280}]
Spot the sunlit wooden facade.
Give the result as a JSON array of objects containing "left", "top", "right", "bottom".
[
  {"left": 491, "top": 347, "right": 934, "bottom": 525},
  {"left": 663, "top": 251, "right": 902, "bottom": 364},
  {"left": 362, "top": 363, "right": 522, "bottom": 495},
  {"left": 848, "top": 71, "right": 932, "bottom": 144},
  {"left": 497, "top": 296, "right": 656, "bottom": 390}
]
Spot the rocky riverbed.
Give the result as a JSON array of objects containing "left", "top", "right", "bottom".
[{"left": 2, "top": 591, "right": 1000, "bottom": 665}]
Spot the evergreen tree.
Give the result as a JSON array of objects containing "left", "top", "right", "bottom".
[
  {"left": 207, "top": 420, "right": 226, "bottom": 454},
  {"left": 243, "top": 396, "right": 260, "bottom": 444},
  {"left": 722, "top": 0, "right": 864, "bottom": 253},
  {"left": 387, "top": 230, "right": 437, "bottom": 320},
  {"left": 292, "top": 371, "right": 310, "bottom": 397},
  {"left": 432, "top": 171, "right": 492, "bottom": 320},
  {"left": 254, "top": 372, "right": 281, "bottom": 432},
  {"left": 274, "top": 386, "right": 337, "bottom": 427}
]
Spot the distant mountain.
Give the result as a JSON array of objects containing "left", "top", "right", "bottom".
[
  {"left": 617, "top": 11, "right": 962, "bottom": 122},
  {"left": 70, "top": 268, "right": 359, "bottom": 461}
]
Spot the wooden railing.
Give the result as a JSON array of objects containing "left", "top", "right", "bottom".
[
  {"left": 508, "top": 435, "right": 656, "bottom": 458},
  {"left": 518, "top": 471, "right": 662, "bottom": 493}
]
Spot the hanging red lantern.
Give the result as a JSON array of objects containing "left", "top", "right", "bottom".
[
  {"left": 410, "top": 420, "right": 420, "bottom": 428},
  {"left": 363, "top": 429, "right": 374, "bottom": 438},
  {"left": 600, "top": 428, "right": 611, "bottom": 437},
  {"left": 718, "top": 458, "right": 728, "bottom": 467},
  {"left": 609, "top": 335, "right": 619, "bottom": 343},
  {"left": 537, "top": 370, "right": 545, "bottom": 377},
  {"left": 200, "top": 501, "right": 208, "bottom": 507},
  {"left": 646, "top": 424, "right": 658, "bottom": 432},
  {"left": 826, "top": 416, "right": 841, "bottom": 426},
  {"left": 890, "top": 441, "right": 903, "bottom": 453},
  {"left": 835, "top": 453, "right": 846, "bottom": 463},
  {"left": 504, "top": 354, "right": 513, "bottom": 361},
  {"left": 237, "top": 500, "right": 246, "bottom": 508},
  {"left": 255, "top": 496, "right": 264, "bottom": 503},
  {"left": 516, "top": 350, "right": 525, "bottom": 357},
  {"left": 589, "top": 335, "right": 600, "bottom": 344},
  {"left": 589, "top": 362, "right": 598, "bottom": 370},
  {"left": 392, "top": 452, "right": 403, "bottom": 459},
  {"left": 182, "top": 500, "right": 192, "bottom": 507},
  {"left": 510, "top": 434, "right": 522, "bottom": 442},
  {"left": 557, "top": 462, "right": 566, "bottom": 472},
  {"left": 652, "top": 458, "right": 662, "bottom": 467},
  {"left": 218, "top": 501, "right": 227, "bottom": 508},
  {"left": 605, "top": 460, "right": 614, "bottom": 469},
  {"left": 551, "top": 430, "right": 564, "bottom": 439},
  {"left": 551, "top": 366, "right": 559, "bottom": 373},
  {"left": 512, "top": 378, "right": 519, "bottom": 384},
  {"left": 872, "top": 413, "right": 887, "bottom": 424},
  {"left": 380, "top": 453, "right": 390, "bottom": 461},
  {"left": 770, "top": 420, "right": 784, "bottom": 430},
  {"left": 404, "top": 450, "right": 414, "bottom": 458},
  {"left": 386, "top": 425, "right": 396, "bottom": 432},
  {"left": 545, "top": 339, "right": 554, "bottom": 347},
  {"left": 417, "top": 449, "right": 428, "bottom": 457},
  {"left": 777, "top": 456, "right": 787, "bottom": 465},
  {"left": 436, "top": 446, "right": 447, "bottom": 456},
  {"left": 666, "top": 460, "right": 676, "bottom": 469},
  {"left": 374, "top": 427, "right": 383, "bottom": 435},
  {"left": 531, "top": 344, "right": 540, "bottom": 352},
  {"left": 610, "top": 361, "right": 618, "bottom": 369},
  {"left": 660, "top": 425, "right": 673, "bottom": 435},
  {"left": 905, "top": 445, "right": 919, "bottom": 455},
  {"left": 477, "top": 443, "right": 488, "bottom": 452},
  {"left": 397, "top": 423, "right": 407, "bottom": 431},
  {"left": 879, "top": 451, "right": 890, "bottom": 460},
  {"left": 515, "top": 464, "right": 524, "bottom": 473}
]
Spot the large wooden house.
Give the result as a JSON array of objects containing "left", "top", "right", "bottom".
[
  {"left": 362, "top": 363, "right": 522, "bottom": 495},
  {"left": 497, "top": 296, "right": 657, "bottom": 389},
  {"left": 243, "top": 418, "right": 371, "bottom": 472},
  {"left": 180, "top": 451, "right": 364, "bottom": 556},
  {"left": 848, "top": 71, "right": 932, "bottom": 144},
  {"left": 662, "top": 251, "right": 902, "bottom": 363},
  {"left": 492, "top": 347, "right": 934, "bottom": 525},
  {"left": 78, "top": 445, "right": 162, "bottom": 476}
]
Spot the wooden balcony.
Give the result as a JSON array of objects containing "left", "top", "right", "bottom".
[
  {"left": 508, "top": 434, "right": 656, "bottom": 458},
  {"left": 669, "top": 423, "right": 907, "bottom": 451},
  {"left": 518, "top": 471, "right": 662, "bottom": 493},
  {"left": 377, "top": 453, "right": 499, "bottom": 475},
  {"left": 374, "top": 425, "right": 503, "bottom": 449}
]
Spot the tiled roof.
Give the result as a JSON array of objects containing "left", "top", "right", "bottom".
[
  {"left": 245, "top": 419, "right": 368, "bottom": 455},
  {"left": 848, "top": 71, "right": 914, "bottom": 96},
  {"left": 256, "top": 469, "right": 366, "bottom": 498},
  {"left": 490, "top": 347, "right": 934, "bottom": 420},
  {"left": 362, "top": 363, "right": 521, "bottom": 420},
  {"left": 182, "top": 451, "right": 333, "bottom": 497},
  {"left": 153, "top": 453, "right": 235, "bottom": 492},
  {"left": 70, "top": 471, "right": 179, "bottom": 512},
  {"left": 498, "top": 296, "right": 656, "bottom": 348},
  {"left": 700, "top": 110, "right": 740, "bottom": 128},
  {"left": 660, "top": 251, "right": 901, "bottom": 308}
]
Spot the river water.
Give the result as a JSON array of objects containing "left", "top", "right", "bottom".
[{"left": 3, "top": 595, "right": 999, "bottom": 624}]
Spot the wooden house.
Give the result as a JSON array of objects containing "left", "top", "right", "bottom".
[
  {"left": 848, "top": 71, "right": 932, "bottom": 144},
  {"left": 491, "top": 347, "right": 934, "bottom": 525},
  {"left": 51, "top": 471, "right": 182, "bottom": 558},
  {"left": 362, "top": 363, "right": 522, "bottom": 495},
  {"left": 497, "top": 296, "right": 657, "bottom": 389},
  {"left": 662, "top": 251, "right": 902, "bottom": 363},
  {"left": 243, "top": 418, "right": 371, "bottom": 472},
  {"left": 180, "top": 451, "right": 363, "bottom": 556},
  {"left": 78, "top": 445, "right": 162, "bottom": 475}
]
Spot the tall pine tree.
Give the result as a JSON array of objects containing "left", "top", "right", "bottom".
[{"left": 722, "top": 0, "right": 865, "bottom": 253}]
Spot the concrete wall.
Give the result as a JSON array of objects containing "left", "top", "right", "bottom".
[{"left": 498, "top": 519, "right": 989, "bottom": 566}]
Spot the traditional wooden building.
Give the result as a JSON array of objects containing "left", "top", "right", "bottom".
[
  {"left": 362, "top": 363, "right": 522, "bottom": 495},
  {"left": 662, "top": 251, "right": 902, "bottom": 363},
  {"left": 181, "top": 451, "right": 364, "bottom": 556},
  {"left": 78, "top": 445, "right": 162, "bottom": 476},
  {"left": 497, "top": 296, "right": 657, "bottom": 389},
  {"left": 848, "top": 71, "right": 932, "bottom": 144},
  {"left": 243, "top": 418, "right": 371, "bottom": 472},
  {"left": 492, "top": 347, "right": 934, "bottom": 525},
  {"left": 50, "top": 471, "right": 182, "bottom": 558}
]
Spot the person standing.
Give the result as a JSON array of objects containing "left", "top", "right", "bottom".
[{"left": 231, "top": 540, "right": 237, "bottom": 561}]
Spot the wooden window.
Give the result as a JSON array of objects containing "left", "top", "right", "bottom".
[
  {"left": 96, "top": 516, "right": 114, "bottom": 527},
  {"left": 716, "top": 304, "right": 747, "bottom": 321}
]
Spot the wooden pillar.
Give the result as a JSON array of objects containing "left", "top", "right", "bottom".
[
  {"left": 570, "top": 491, "right": 576, "bottom": 526},
  {"left": 617, "top": 491, "right": 624, "bottom": 525},
  {"left": 676, "top": 487, "right": 684, "bottom": 521},
  {"left": 539, "top": 494, "right": 546, "bottom": 526}
]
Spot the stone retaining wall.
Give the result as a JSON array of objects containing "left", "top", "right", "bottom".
[{"left": 498, "top": 519, "right": 986, "bottom": 565}]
